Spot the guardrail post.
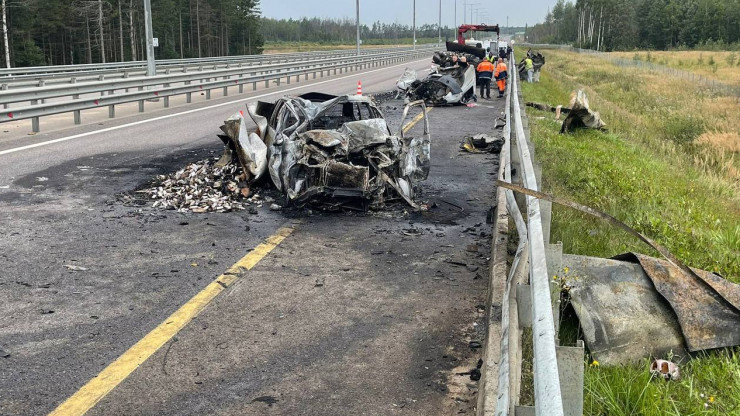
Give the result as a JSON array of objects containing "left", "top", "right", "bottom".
[
  {"left": 108, "top": 105, "right": 115, "bottom": 118},
  {"left": 556, "top": 340, "right": 585, "bottom": 416},
  {"left": 265, "top": 80, "right": 269, "bottom": 88},
  {"left": 98, "top": 75, "right": 105, "bottom": 96},
  {"left": 71, "top": 78, "right": 80, "bottom": 99},
  {"left": 74, "top": 110, "right": 81, "bottom": 124},
  {"left": 238, "top": 83, "right": 244, "bottom": 94},
  {"left": 37, "top": 80, "right": 46, "bottom": 103},
  {"left": 286, "top": 75, "right": 290, "bottom": 85},
  {"left": 541, "top": 200, "right": 553, "bottom": 244},
  {"left": 32, "top": 117, "right": 40, "bottom": 133},
  {"left": 545, "top": 242, "right": 563, "bottom": 334},
  {"left": 304, "top": 72, "right": 308, "bottom": 81},
  {"left": 313, "top": 72, "right": 317, "bottom": 79},
  {"left": 206, "top": 89, "right": 211, "bottom": 99},
  {"left": 252, "top": 82, "right": 257, "bottom": 91},
  {"left": 138, "top": 97, "right": 144, "bottom": 112},
  {"left": 223, "top": 86, "right": 228, "bottom": 96}
]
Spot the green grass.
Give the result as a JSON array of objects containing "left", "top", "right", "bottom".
[
  {"left": 516, "top": 47, "right": 740, "bottom": 415},
  {"left": 519, "top": 55, "right": 739, "bottom": 280},
  {"left": 585, "top": 351, "right": 740, "bottom": 415}
]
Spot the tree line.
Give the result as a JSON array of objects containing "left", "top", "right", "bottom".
[
  {"left": 260, "top": 17, "right": 458, "bottom": 45},
  {"left": 525, "top": 0, "right": 740, "bottom": 51},
  {"left": 0, "top": 0, "right": 523, "bottom": 69},
  {"left": 1, "top": 0, "right": 263, "bottom": 68}
]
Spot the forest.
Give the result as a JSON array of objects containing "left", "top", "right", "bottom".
[
  {"left": 0, "top": 0, "right": 263, "bottom": 67},
  {"left": 6, "top": 0, "right": 738, "bottom": 68},
  {"left": 525, "top": 0, "right": 740, "bottom": 51},
  {"left": 1, "top": 0, "right": 524, "bottom": 68}
]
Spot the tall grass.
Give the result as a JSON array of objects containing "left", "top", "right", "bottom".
[
  {"left": 615, "top": 50, "right": 740, "bottom": 86},
  {"left": 517, "top": 47, "right": 740, "bottom": 415}
]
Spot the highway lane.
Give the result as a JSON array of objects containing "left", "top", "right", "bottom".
[
  {"left": 0, "top": 57, "right": 433, "bottom": 174},
  {"left": 0, "top": 57, "right": 504, "bottom": 415}
]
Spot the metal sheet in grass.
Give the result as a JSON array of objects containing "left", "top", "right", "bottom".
[
  {"left": 563, "top": 254, "right": 686, "bottom": 365},
  {"left": 614, "top": 253, "right": 740, "bottom": 352}
]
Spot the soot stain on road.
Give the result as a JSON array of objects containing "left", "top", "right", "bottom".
[
  {"left": 1, "top": 92, "right": 504, "bottom": 415},
  {"left": 80, "top": 97, "right": 503, "bottom": 416}
]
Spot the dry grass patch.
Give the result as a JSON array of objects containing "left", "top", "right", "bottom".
[
  {"left": 698, "top": 132, "right": 740, "bottom": 153},
  {"left": 611, "top": 50, "right": 740, "bottom": 86}
]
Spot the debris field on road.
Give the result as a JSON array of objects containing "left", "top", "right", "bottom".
[{"left": 141, "top": 159, "right": 264, "bottom": 213}]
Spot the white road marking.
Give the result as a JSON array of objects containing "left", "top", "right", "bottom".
[{"left": 0, "top": 58, "right": 431, "bottom": 157}]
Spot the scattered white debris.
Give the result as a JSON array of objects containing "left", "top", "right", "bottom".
[
  {"left": 142, "top": 158, "right": 260, "bottom": 213},
  {"left": 64, "top": 265, "right": 89, "bottom": 271},
  {"left": 36, "top": 177, "right": 48, "bottom": 182}
]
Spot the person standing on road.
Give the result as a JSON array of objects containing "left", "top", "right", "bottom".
[
  {"left": 494, "top": 58, "right": 508, "bottom": 98},
  {"left": 476, "top": 59, "right": 494, "bottom": 99},
  {"left": 524, "top": 56, "right": 534, "bottom": 83}
]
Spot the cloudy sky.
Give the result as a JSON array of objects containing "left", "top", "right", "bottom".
[{"left": 260, "top": 0, "right": 554, "bottom": 28}]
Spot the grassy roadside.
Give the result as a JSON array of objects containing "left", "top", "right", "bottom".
[
  {"left": 517, "top": 48, "right": 740, "bottom": 415},
  {"left": 610, "top": 50, "right": 740, "bottom": 86}
]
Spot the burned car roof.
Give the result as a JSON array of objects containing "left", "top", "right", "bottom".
[{"left": 216, "top": 93, "right": 431, "bottom": 211}]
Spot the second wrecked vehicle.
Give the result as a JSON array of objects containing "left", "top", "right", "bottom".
[
  {"left": 399, "top": 61, "right": 477, "bottom": 106},
  {"left": 217, "top": 93, "right": 431, "bottom": 211}
]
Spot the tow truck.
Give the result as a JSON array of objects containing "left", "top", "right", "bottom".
[{"left": 446, "top": 24, "right": 500, "bottom": 59}]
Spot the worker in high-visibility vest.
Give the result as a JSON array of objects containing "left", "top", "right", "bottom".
[
  {"left": 494, "top": 58, "right": 508, "bottom": 98},
  {"left": 476, "top": 59, "right": 495, "bottom": 99},
  {"left": 524, "top": 56, "right": 534, "bottom": 83}
]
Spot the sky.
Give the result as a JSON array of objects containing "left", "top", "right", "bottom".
[{"left": 259, "top": 0, "right": 554, "bottom": 29}]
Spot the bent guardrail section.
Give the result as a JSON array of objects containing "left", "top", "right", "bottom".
[{"left": 480, "top": 50, "right": 585, "bottom": 416}]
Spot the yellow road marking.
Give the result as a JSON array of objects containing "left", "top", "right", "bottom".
[
  {"left": 402, "top": 107, "right": 432, "bottom": 134},
  {"left": 49, "top": 223, "right": 298, "bottom": 416}
]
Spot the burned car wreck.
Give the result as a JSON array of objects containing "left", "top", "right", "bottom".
[
  {"left": 398, "top": 52, "right": 478, "bottom": 106},
  {"left": 217, "top": 93, "right": 431, "bottom": 211}
]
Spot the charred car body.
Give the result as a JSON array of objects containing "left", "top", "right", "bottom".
[
  {"left": 217, "top": 93, "right": 431, "bottom": 211},
  {"left": 399, "top": 57, "right": 477, "bottom": 106}
]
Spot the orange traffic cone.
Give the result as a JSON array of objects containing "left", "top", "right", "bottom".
[{"left": 357, "top": 81, "right": 363, "bottom": 96}]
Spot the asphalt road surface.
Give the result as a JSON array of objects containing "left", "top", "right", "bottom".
[{"left": 0, "top": 58, "right": 505, "bottom": 415}]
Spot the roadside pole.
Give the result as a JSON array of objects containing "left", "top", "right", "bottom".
[
  {"left": 356, "top": 0, "right": 360, "bottom": 56},
  {"left": 143, "top": 0, "right": 155, "bottom": 77},
  {"left": 413, "top": 0, "right": 416, "bottom": 50},
  {"left": 438, "top": 0, "right": 442, "bottom": 45}
]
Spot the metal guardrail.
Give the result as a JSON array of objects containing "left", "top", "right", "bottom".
[
  {"left": 0, "top": 46, "right": 439, "bottom": 89},
  {"left": 0, "top": 47, "right": 436, "bottom": 132},
  {"left": 1, "top": 48, "right": 436, "bottom": 106},
  {"left": 0, "top": 45, "right": 437, "bottom": 78},
  {"left": 488, "top": 50, "right": 585, "bottom": 416}
]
